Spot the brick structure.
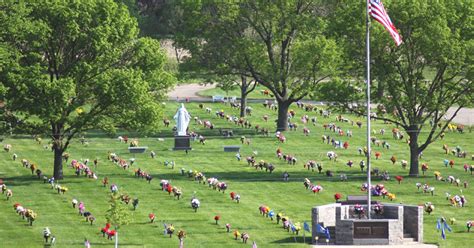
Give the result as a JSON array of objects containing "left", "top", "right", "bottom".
[{"left": 312, "top": 201, "right": 423, "bottom": 245}]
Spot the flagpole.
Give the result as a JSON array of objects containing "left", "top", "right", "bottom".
[{"left": 366, "top": 0, "right": 372, "bottom": 219}]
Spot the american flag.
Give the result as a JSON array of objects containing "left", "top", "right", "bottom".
[{"left": 369, "top": 0, "right": 402, "bottom": 46}]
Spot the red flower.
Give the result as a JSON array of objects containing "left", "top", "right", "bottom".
[
  {"left": 214, "top": 215, "right": 221, "bottom": 224},
  {"left": 395, "top": 176, "right": 403, "bottom": 184},
  {"left": 334, "top": 193, "right": 342, "bottom": 201}
]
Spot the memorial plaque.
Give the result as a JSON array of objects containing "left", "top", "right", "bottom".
[
  {"left": 353, "top": 222, "right": 388, "bottom": 239},
  {"left": 173, "top": 135, "right": 191, "bottom": 151}
]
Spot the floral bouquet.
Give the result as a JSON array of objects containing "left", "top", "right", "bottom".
[
  {"left": 395, "top": 176, "right": 403, "bottom": 184},
  {"left": 416, "top": 183, "right": 422, "bottom": 191},
  {"left": 214, "top": 215, "right": 221, "bottom": 224},
  {"left": 388, "top": 193, "right": 396, "bottom": 201},
  {"left": 373, "top": 203, "right": 384, "bottom": 215},
  {"left": 334, "top": 193, "right": 342, "bottom": 201},
  {"left": 424, "top": 202, "right": 434, "bottom": 214},
  {"left": 353, "top": 204, "right": 365, "bottom": 218}
]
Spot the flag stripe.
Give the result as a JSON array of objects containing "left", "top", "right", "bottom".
[{"left": 369, "top": 0, "right": 402, "bottom": 46}]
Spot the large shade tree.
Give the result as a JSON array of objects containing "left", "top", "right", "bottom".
[
  {"left": 320, "top": 0, "right": 473, "bottom": 176},
  {"left": 175, "top": 0, "right": 341, "bottom": 130},
  {"left": 0, "top": 1, "right": 175, "bottom": 179}
]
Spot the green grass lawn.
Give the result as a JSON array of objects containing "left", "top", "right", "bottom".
[{"left": 0, "top": 101, "right": 472, "bottom": 247}]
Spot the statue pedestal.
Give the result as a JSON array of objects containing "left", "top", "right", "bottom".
[{"left": 173, "top": 135, "right": 191, "bottom": 153}]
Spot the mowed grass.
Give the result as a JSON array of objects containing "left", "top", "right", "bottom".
[{"left": 0, "top": 101, "right": 472, "bottom": 248}]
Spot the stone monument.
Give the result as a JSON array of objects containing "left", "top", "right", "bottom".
[
  {"left": 311, "top": 195, "right": 423, "bottom": 245},
  {"left": 173, "top": 103, "right": 191, "bottom": 152}
]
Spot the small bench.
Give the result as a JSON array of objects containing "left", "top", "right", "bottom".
[
  {"left": 212, "top": 95, "right": 224, "bottom": 102},
  {"left": 223, "top": 145, "right": 241, "bottom": 152}
]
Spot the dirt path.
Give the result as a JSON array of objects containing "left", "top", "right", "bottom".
[
  {"left": 167, "top": 83, "right": 215, "bottom": 100},
  {"left": 445, "top": 107, "right": 474, "bottom": 126}
]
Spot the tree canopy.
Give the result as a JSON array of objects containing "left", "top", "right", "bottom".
[
  {"left": 0, "top": 0, "right": 175, "bottom": 179},
  {"left": 320, "top": 0, "right": 473, "bottom": 176},
  {"left": 175, "top": 0, "right": 341, "bottom": 130}
]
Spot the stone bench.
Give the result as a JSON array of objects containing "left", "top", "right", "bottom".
[{"left": 223, "top": 145, "right": 240, "bottom": 152}]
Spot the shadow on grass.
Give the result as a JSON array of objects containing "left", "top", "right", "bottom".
[{"left": 271, "top": 236, "right": 312, "bottom": 244}]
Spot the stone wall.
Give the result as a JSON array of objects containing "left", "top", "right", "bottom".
[
  {"left": 380, "top": 204, "right": 400, "bottom": 219},
  {"left": 403, "top": 205, "right": 424, "bottom": 242},
  {"left": 388, "top": 206, "right": 404, "bottom": 244},
  {"left": 312, "top": 203, "right": 423, "bottom": 245},
  {"left": 335, "top": 219, "right": 354, "bottom": 245},
  {"left": 311, "top": 203, "right": 340, "bottom": 244}
]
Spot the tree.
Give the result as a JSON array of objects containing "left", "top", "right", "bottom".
[
  {"left": 322, "top": 0, "right": 473, "bottom": 176},
  {"left": 0, "top": 1, "right": 175, "bottom": 179},
  {"left": 175, "top": 0, "right": 341, "bottom": 130},
  {"left": 106, "top": 192, "right": 131, "bottom": 248}
]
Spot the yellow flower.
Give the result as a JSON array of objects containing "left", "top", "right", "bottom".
[{"left": 388, "top": 193, "right": 396, "bottom": 201}]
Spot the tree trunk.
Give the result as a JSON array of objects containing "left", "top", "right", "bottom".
[
  {"left": 240, "top": 77, "right": 248, "bottom": 117},
  {"left": 53, "top": 146, "right": 64, "bottom": 179},
  {"left": 408, "top": 133, "right": 420, "bottom": 177},
  {"left": 240, "top": 92, "right": 247, "bottom": 118},
  {"left": 276, "top": 101, "right": 290, "bottom": 131}
]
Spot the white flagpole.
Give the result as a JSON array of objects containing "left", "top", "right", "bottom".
[{"left": 366, "top": 0, "right": 372, "bottom": 219}]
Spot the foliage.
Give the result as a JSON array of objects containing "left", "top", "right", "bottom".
[
  {"left": 321, "top": 0, "right": 473, "bottom": 176},
  {"left": 0, "top": 1, "right": 175, "bottom": 178},
  {"left": 105, "top": 192, "right": 131, "bottom": 229},
  {"left": 175, "top": 0, "right": 341, "bottom": 130}
]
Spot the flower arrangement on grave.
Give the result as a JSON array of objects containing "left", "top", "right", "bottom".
[
  {"left": 149, "top": 213, "right": 155, "bottom": 223},
  {"left": 424, "top": 202, "right": 434, "bottom": 214},
  {"left": 374, "top": 151, "right": 381, "bottom": 159},
  {"left": 360, "top": 183, "right": 368, "bottom": 191},
  {"left": 214, "top": 215, "right": 220, "bottom": 225},
  {"left": 372, "top": 184, "right": 386, "bottom": 196},
  {"left": 449, "top": 160, "right": 455, "bottom": 167},
  {"left": 233, "top": 230, "right": 241, "bottom": 240},
  {"left": 311, "top": 185, "right": 323, "bottom": 193},
  {"left": 390, "top": 156, "right": 397, "bottom": 164},
  {"left": 434, "top": 171, "right": 441, "bottom": 180},
  {"left": 334, "top": 193, "right": 342, "bottom": 201},
  {"left": 449, "top": 218, "right": 456, "bottom": 225},
  {"left": 395, "top": 175, "right": 403, "bottom": 184},
  {"left": 373, "top": 203, "right": 384, "bottom": 215},
  {"left": 353, "top": 204, "right": 365, "bottom": 219},
  {"left": 177, "top": 230, "right": 186, "bottom": 240},
  {"left": 421, "top": 163, "right": 429, "bottom": 175},
  {"left": 416, "top": 183, "right": 422, "bottom": 191},
  {"left": 388, "top": 193, "right": 396, "bottom": 201}
]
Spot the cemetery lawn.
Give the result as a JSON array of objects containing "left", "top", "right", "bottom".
[{"left": 0, "top": 101, "right": 472, "bottom": 248}]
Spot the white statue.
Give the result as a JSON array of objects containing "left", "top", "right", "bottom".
[{"left": 174, "top": 103, "right": 191, "bottom": 136}]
